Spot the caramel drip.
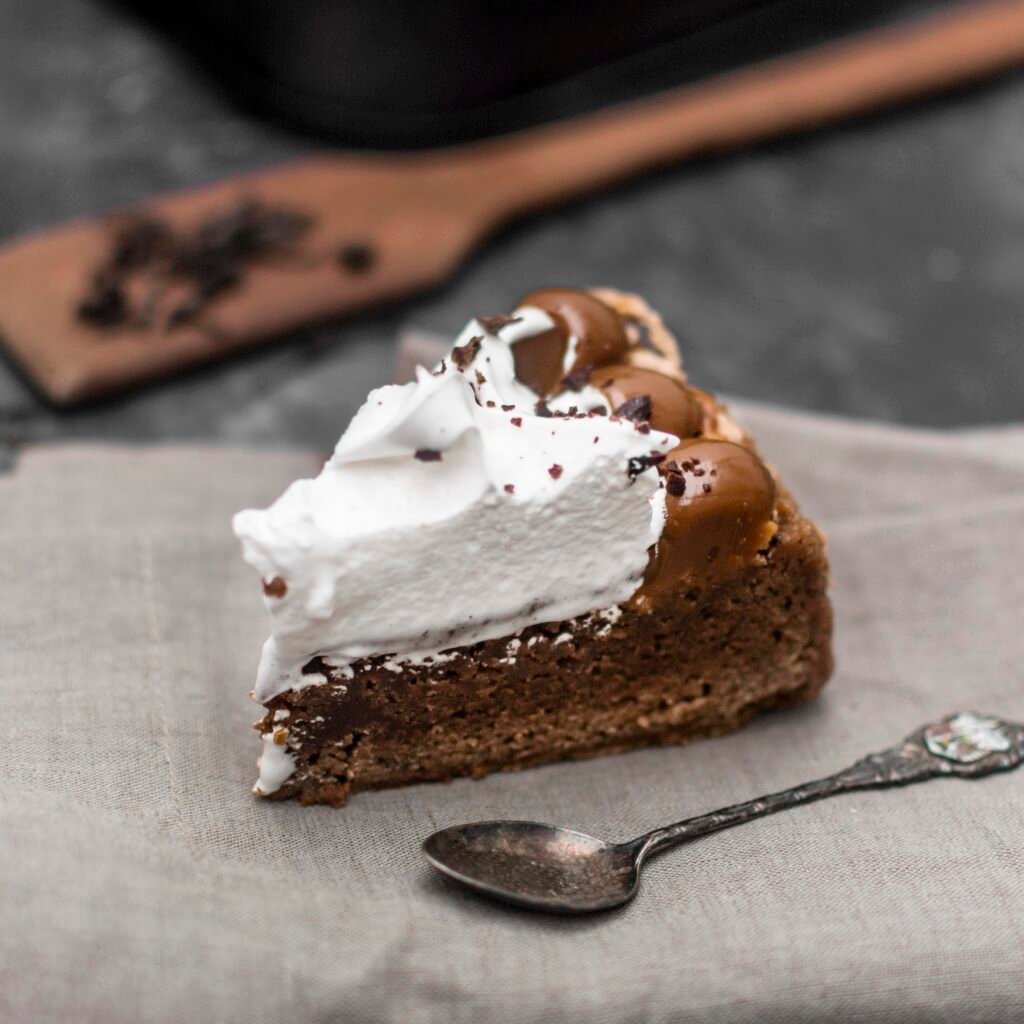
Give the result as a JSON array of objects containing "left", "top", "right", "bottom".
[
  {"left": 593, "top": 363, "right": 705, "bottom": 438},
  {"left": 513, "top": 287, "right": 630, "bottom": 394},
  {"left": 635, "top": 439, "right": 777, "bottom": 605},
  {"left": 508, "top": 324, "right": 567, "bottom": 396}
]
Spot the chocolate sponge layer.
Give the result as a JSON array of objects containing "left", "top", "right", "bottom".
[{"left": 255, "top": 488, "right": 832, "bottom": 807}]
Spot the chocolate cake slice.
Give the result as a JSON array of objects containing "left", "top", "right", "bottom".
[{"left": 234, "top": 288, "right": 832, "bottom": 806}]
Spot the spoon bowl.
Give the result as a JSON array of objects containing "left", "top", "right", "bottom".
[{"left": 422, "top": 821, "right": 640, "bottom": 913}]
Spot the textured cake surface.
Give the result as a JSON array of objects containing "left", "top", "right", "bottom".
[
  {"left": 258, "top": 490, "right": 831, "bottom": 806},
  {"left": 237, "top": 287, "right": 834, "bottom": 806}
]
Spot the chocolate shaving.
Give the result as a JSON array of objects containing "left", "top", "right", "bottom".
[
  {"left": 510, "top": 417, "right": 522, "bottom": 427},
  {"left": 110, "top": 217, "right": 174, "bottom": 271},
  {"left": 627, "top": 451, "right": 666, "bottom": 481},
  {"left": 451, "top": 335, "right": 483, "bottom": 371},
  {"left": 559, "top": 364, "right": 593, "bottom": 392},
  {"left": 262, "top": 576, "right": 288, "bottom": 598},
  {"left": 475, "top": 369, "right": 487, "bottom": 386},
  {"left": 336, "top": 242, "right": 376, "bottom": 274},
  {"left": 475, "top": 313, "right": 522, "bottom": 333},
  {"left": 614, "top": 394, "right": 652, "bottom": 423},
  {"left": 503, "top": 484, "right": 515, "bottom": 494},
  {"left": 76, "top": 198, "right": 314, "bottom": 332},
  {"left": 666, "top": 474, "right": 686, "bottom": 497},
  {"left": 548, "top": 464, "right": 564, "bottom": 480},
  {"left": 588, "top": 404, "right": 608, "bottom": 416},
  {"left": 534, "top": 400, "right": 553, "bottom": 418},
  {"left": 432, "top": 359, "right": 447, "bottom": 376},
  {"left": 501, "top": 404, "right": 515, "bottom": 412},
  {"left": 77, "top": 268, "right": 127, "bottom": 327},
  {"left": 414, "top": 449, "right": 443, "bottom": 462}
]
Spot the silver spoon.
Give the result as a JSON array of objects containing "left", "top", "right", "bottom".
[{"left": 423, "top": 711, "right": 1023, "bottom": 914}]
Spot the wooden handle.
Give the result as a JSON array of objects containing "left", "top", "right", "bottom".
[{"left": 456, "top": 0, "right": 1024, "bottom": 222}]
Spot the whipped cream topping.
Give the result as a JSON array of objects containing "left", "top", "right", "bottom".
[
  {"left": 234, "top": 308, "right": 677, "bottom": 702},
  {"left": 254, "top": 728, "right": 296, "bottom": 796}
]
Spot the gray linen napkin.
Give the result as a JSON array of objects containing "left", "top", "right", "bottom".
[{"left": 2, "top": 402, "right": 1023, "bottom": 1024}]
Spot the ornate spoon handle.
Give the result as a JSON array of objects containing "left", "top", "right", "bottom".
[{"left": 636, "top": 712, "right": 1024, "bottom": 862}]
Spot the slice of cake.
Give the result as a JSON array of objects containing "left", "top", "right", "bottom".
[{"left": 234, "top": 288, "right": 832, "bottom": 806}]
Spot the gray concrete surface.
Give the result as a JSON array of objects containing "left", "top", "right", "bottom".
[{"left": 2, "top": 0, "right": 1023, "bottom": 453}]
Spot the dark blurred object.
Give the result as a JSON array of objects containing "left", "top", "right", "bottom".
[{"left": 126, "top": 0, "right": 960, "bottom": 146}]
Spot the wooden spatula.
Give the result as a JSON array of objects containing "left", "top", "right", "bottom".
[{"left": 3, "top": 0, "right": 1024, "bottom": 404}]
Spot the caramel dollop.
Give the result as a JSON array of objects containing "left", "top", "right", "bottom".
[
  {"left": 636, "top": 439, "right": 777, "bottom": 603},
  {"left": 513, "top": 288, "right": 630, "bottom": 395},
  {"left": 594, "top": 364, "right": 705, "bottom": 438}
]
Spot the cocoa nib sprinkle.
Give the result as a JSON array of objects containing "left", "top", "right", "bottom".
[
  {"left": 613, "top": 394, "right": 652, "bottom": 423},
  {"left": 76, "top": 198, "right": 313, "bottom": 332},
  {"left": 77, "top": 268, "right": 127, "bottom": 327},
  {"left": 336, "top": 241, "right": 376, "bottom": 274},
  {"left": 111, "top": 217, "right": 174, "bottom": 271},
  {"left": 451, "top": 335, "right": 483, "bottom": 370},
  {"left": 560, "top": 364, "right": 593, "bottom": 392},
  {"left": 666, "top": 473, "right": 686, "bottom": 497},
  {"left": 501, "top": 404, "right": 515, "bottom": 412},
  {"left": 510, "top": 417, "right": 523, "bottom": 427},
  {"left": 414, "top": 449, "right": 443, "bottom": 462},
  {"left": 475, "top": 312, "right": 522, "bottom": 334},
  {"left": 262, "top": 576, "right": 288, "bottom": 598},
  {"left": 627, "top": 451, "right": 666, "bottom": 481},
  {"left": 503, "top": 483, "right": 515, "bottom": 494},
  {"left": 548, "top": 464, "right": 564, "bottom": 479}
]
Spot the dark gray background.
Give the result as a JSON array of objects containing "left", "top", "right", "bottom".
[{"left": 2, "top": 0, "right": 1023, "bottom": 452}]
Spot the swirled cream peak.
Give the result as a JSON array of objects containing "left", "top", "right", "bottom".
[{"left": 234, "top": 309, "right": 677, "bottom": 701}]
